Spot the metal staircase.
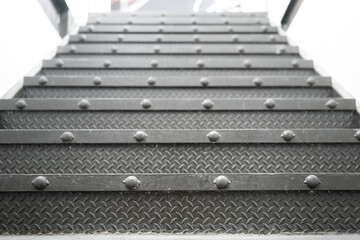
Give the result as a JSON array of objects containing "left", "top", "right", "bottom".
[{"left": 0, "top": 11, "right": 359, "bottom": 238}]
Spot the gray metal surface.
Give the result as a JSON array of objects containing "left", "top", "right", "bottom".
[
  {"left": 79, "top": 25, "right": 278, "bottom": 34},
  {"left": 23, "top": 87, "right": 332, "bottom": 98},
  {"left": 2, "top": 111, "right": 358, "bottom": 129},
  {"left": 88, "top": 17, "right": 270, "bottom": 25},
  {"left": 0, "top": 129, "right": 359, "bottom": 144},
  {"left": 0, "top": 191, "right": 359, "bottom": 234},
  {"left": 2, "top": 8, "right": 360, "bottom": 238},
  {"left": 24, "top": 76, "right": 331, "bottom": 87},
  {"left": 1, "top": 173, "right": 360, "bottom": 191},
  {"left": 1, "top": 98, "right": 354, "bottom": 110},
  {"left": 57, "top": 44, "right": 299, "bottom": 55},
  {"left": 43, "top": 58, "right": 311, "bottom": 69},
  {"left": 69, "top": 34, "right": 287, "bottom": 43}
]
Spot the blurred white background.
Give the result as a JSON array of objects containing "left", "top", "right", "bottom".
[{"left": 0, "top": 0, "right": 359, "bottom": 104}]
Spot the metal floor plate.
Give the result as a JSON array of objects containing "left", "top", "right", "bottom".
[
  {"left": 1, "top": 8, "right": 360, "bottom": 238},
  {"left": 1, "top": 111, "right": 358, "bottom": 129}
]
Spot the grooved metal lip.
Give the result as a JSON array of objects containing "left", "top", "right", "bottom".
[
  {"left": 69, "top": 34, "right": 287, "bottom": 43},
  {"left": 0, "top": 173, "right": 360, "bottom": 192},
  {"left": 57, "top": 44, "right": 298, "bottom": 55},
  {"left": 79, "top": 25, "right": 278, "bottom": 33},
  {"left": 89, "top": 12, "right": 268, "bottom": 18},
  {"left": 88, "top": 18, "right": 270, "bottom": 25},
  {"left": 42, "top": 59, "right": 313, "bottom": 69},
  {"left": 1, "top": 98, "right": 354, "bottom": 111},
  {"left": 24, "top": 76, "right": 331, "bottom": 87},
  {"left": 0, "top": 129, "right": 359, "bottom": 144}
]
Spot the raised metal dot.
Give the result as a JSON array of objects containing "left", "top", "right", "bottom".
[
  {"left": 224, "top": 19, "right": 229, "bottom": 24},
  {"left": 256, "top": 20, "right": 261, "bottom": 24},
  {"left": 103, "top": 59, "right": 111, "bottom": 68},
  {"left": 202, "top": 99, "right": 214, "bottom": 109},
  {"left": 133, "top": 131, "right": 147, "bottom": 142},
  {"left": 78, "top": 99, "right": 90, "bottom": 109},
  {"left": 93, "top": 76, "right": 102, "bottom": 85},
  {"left": 200, "top": 77, "right": 210, "bottom": 87},
  {"left": 158, "top": 27, "right": 164, "bottom": 33},
  {"left": 276, "top": 46, "right": 286, "bottom": 54},
  {"left": 147, "top": 77, "right": 156, "bottom": 86},
  {"left": 197, "top": 60, "right": 205, "bottom": 68},
  {"left": 88, "top": 25, "right": 95, "bottom": 32},
  {"left": 244, "top": 59, "right": 252, "bottom": 68},
  {"left": 269, "top": 35, "right": 276, "bottom": 42},
  {"left": 161, "top": 13, "right": 166, "bottom": 17},
  {"left": 153, "top": 46, "right": 160, "bottom": 54},
  {"left": 304, "top": 175, "right": 320, "bottom": 188},
  {"left": 292, "top": 59, "right": 300, "bottom": 68},
  {"left": 227, "top": 26, "right": 233, "bottom": 32},
  {"left": 237, "top": 46, "right": 244, "bottom": 54},
  {"left": 123, "top": 176, "right": 141, "bottom": 190},
  {"left": 281, "top": 130, "right": 296, "bottom": 142},
  {"left": 141, "top": 99, "right": 152, "bottom": 109},
  {"left": 207, "top": 131, "right": 221, "bottom": 142},
  {"left": 32, "top": 176, "right": 49, "bottom": 190},
  {"left": 60, "top": 132, "right": 74, "bottom": 143},
  {"left": 151, "top": 60, "right": 158, "bottom": 68},
  {"left": 354, "top": 130, "right": 360, "bottom": 141},
  {"left": 95, "top": 18, "right": 101, "bottom": 24},
  {"left": 15, "top": 99, "right": 27, "bottom": 109},
  {"left": 192, "top": 19, "right": 197, "bottom": 25},
  {"left": 80, "top": 34, "right": 87, "bottom": 42},
  {"left": 39, "top": 76, "right": 48, "bottom": 85},
  {"left": 194, "top": 35, "right": 200, "bottom": 42},
  {"left": 69, "top": 45, "right": 76, "bottom": 53},
  {"left": 123, "top": 26, "right": 129, "bottom": 32},
  {"left": 213, "top": 176, "right": 230, "bottom": 189},
  {"left": 117, "top": 35, "right": 123, "bottom": 42},
  {"left": 253, "top": 77, "right": 262, "bottom": 87},
  {"left": 128, "top": 20, "right": 132, "bottom": 24},
  {"left": 156, "top": 35, "right": 162, "bottom": 42},
  {"left": 111, "top": 45, "right": 118, "bottom": 53},
  {"left": 261, "top": 26, "right": 268, "bottom": 32},
  {"left": 264, "top": 99, "right": 276, "bottom": 109},
  {"left": 55, "top": 59, "right": 64, "bottom": 68},
  {"left": 306, "top": 77, "right": 316, "bottom": 86},
  {"left": 160, "top": 19, "right": 165, "bottom": 24},
  {"left": 326, "top": 99, "right": 338, "bottom": 109},
  {"left": 232, "top": 35, "right": 238, "bottom": 42},
  {"left": 195, "top": 46, "right": 202, "bottom": 54}
]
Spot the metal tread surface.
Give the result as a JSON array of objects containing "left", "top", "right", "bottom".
[
  {"left": 3, "top": 8, "right": 360, "bottom": 237},
  {"left": 22, "top": 87, "right": 333, "bottom": 98},
  {"left": 0, "top": 191, "right": 359, "bottom": 234},
  {"left": 0, "top": 143, "right": 359, "bottom": 174},
  {"left": 1, "top": 111, "right": 358, "bottom": 130},
  {"left": 40, "top": 69, "right": 318, "bottom": 77},
  {"left": 69, "top": 33, "right": 287, "bottom": 43}
]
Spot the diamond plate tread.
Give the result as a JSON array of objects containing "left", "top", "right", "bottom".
[
  {"left": 41, "top": 69, "right": 318, "bottom": 77},
  {"left": 55, "top": 55, "right": 300, "bottom": 60},
  {"left": 23, "top": 87, "right": 332, "bottom": 98},
  {"left": 1, "top": 143, "right": 359, "bottom": 174},
  {"left": 0, "top": 191, "right": 359, "bottom": 234},
  {"left": 1, "top": 111, "right": 358, "bottom": 130}
]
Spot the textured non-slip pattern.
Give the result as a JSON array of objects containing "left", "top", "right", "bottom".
[
  {"left": 1, "top": 111, "right": 358, "bottom": 130},
  {"left": 23, "top": 87, "right": 332, "bottom": 98},
  {"left": 40, "top": 69, "right": 318, "bottom": 77},
  {"left": 55, "top": 54, "right": 300, "bottom": 59},
  {"left": 0, "top": 191, "right": 359, "bottom": 234},
  {"left": 0, "top": 144, "right": 359, "bottom": 174}
]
